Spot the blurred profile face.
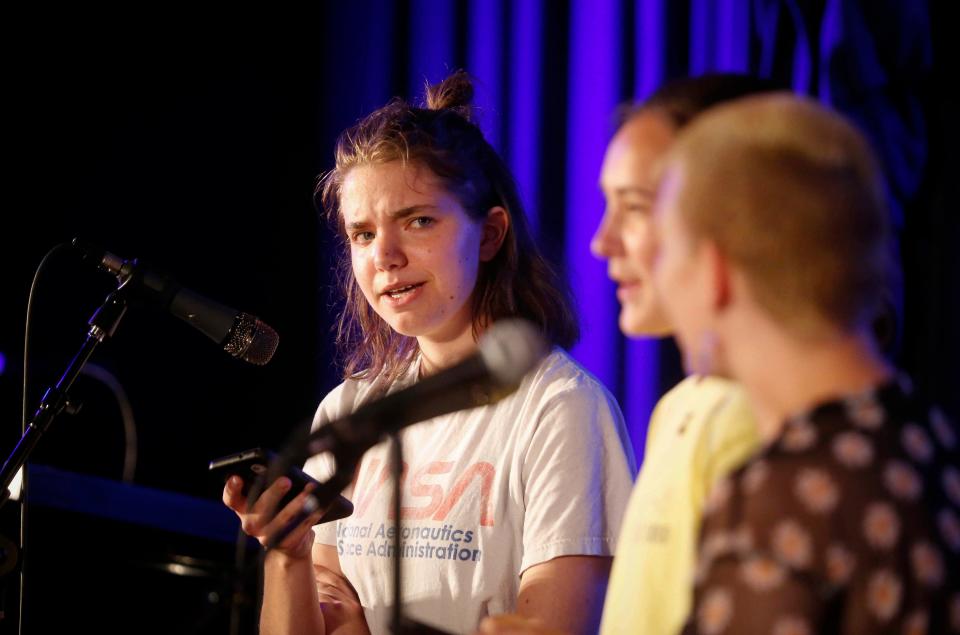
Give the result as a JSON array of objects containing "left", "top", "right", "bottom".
[
  {"left": 651, "top": 163, "right": 722, "bottom": 375},
  {"left": 340, "top": 161, "right": 485, "bottom": 342},
  {"left": 592, "top": 110, "right": 676, "bottom": 337}
]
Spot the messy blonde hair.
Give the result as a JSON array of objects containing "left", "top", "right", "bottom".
[{"left": 319, "top": 70, "right": 577, "bottom": 381}]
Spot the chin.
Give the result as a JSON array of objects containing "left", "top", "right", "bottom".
[
  {"left": 373, "top": 310, "right": 418, "bottom": 337},
  {"left": 385, "top": 318, "right": 425, "bottom": 338},
  {"left": 619, "top": 309, "right": 671, "bottom": 339},
  {"left": 386, "top": 314, "right": 455, "bottom": 340}
]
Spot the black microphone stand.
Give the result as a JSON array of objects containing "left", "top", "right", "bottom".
[
  {"left": 0, "top": 288, "right": 129, "bottom": 507},
  {"left": 389, "top": 433, "right": 404, "bottom": 634},
  {"left": 387, "top": 433, "right": 450, "bottom": 635}
]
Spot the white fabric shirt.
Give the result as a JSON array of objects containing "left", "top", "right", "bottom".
[{"left": 304, "top": 348, "right": 635, "bottom": 634}]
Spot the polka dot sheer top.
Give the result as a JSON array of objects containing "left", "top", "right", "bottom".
[{"left": 684, "top": 377, "right": 960, "bottom": 635}]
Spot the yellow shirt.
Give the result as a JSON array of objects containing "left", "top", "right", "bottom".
[{"left": 599, "top": 376, "right": 760, "bottom": 635}]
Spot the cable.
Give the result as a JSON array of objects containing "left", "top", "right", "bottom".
[
  {"left": 18, "top": 242, "right": 72, "bottom": 635},
  {"left": 79, "top": 363, "right": 138, "bottom": 483}
]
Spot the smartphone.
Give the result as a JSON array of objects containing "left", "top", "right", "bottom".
[{"left": 209, "top": 447, "right": 353, "bottom": 524}]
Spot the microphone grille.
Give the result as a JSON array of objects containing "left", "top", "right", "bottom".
[
  {"left": 224, "top": 313, "right": 279, "bottom": 365},
  {"left": 478, "top": 319, "right": 549, "bottom": 387}
]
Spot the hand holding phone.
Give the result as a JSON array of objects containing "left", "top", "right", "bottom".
[{"left": 210, "top": 447, "right": 353, "bottom": 524}]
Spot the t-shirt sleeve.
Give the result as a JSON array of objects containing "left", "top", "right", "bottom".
[
  {"left": 302, "top": 382, "right": 353, "bottom": 547},
  {"left": 519, "top": 380, "right": 636, "bottom": 573}
]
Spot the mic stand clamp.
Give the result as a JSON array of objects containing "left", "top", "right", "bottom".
[{"left": 0, "top": 289, "right": 129, "bottom": 508}]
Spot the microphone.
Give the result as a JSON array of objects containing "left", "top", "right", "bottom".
[
  {"left": 305, "top": 318, "right": 549, "bottom": 459},
  {"left": 72, "top": 238, "right": 279, "bottom": 365}
]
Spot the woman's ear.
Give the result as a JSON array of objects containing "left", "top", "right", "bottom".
[
  {"left": 479, "top": 206, "right": 510, "bottom": 262},
  {"left": 703, "top": 240, "right": 732, "bottom": 315}
]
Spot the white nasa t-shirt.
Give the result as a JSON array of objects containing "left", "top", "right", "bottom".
[{"left": 303, "top": 349, "right": 635, "bottom": 634}]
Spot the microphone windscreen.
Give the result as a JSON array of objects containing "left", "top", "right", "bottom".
[
  {"left": 225, "top": 313, "right": 280, "bottom": 365},
  {"left": 478, "top": 319, "right": 549, "bottom": 387}
]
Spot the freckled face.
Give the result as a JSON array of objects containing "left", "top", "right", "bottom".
[
  {"left": 340, "top": 161, "right": 484, "bottom": 342},
  {"left": 592, "top": 111, "right": 676, "bottom": 337}
]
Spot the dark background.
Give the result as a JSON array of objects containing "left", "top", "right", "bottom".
[
  {"left": 1, "top": 1, "right": 957, "bottom": 633},
  {"left": 0, "top": 6, "right": 338, "bottom": 632}
]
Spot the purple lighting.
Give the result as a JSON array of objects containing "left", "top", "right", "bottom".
[
  {"left": 565, "top": 0, "right": 621, "bottom": 393},
  {"left": 468, "top": 0, "right": 503, "bottom": 148},
  {"left": 507, "top": 0, "right": 543, "bottom": 238},
  {"left": 408, "top": 0, "right": 456, "bottom": 98},
  {"left": 690, "top": 0, "right": 751, "bottom": 74},
  {"left": 635, "top": 0, "right": 666, "bottom": 101}
]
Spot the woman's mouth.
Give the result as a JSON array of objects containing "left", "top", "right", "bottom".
[
  {"left": 381, "top": 282, "right": 426, "bottom": 306},
  {"left": 616, "top": 281, "right": 642, "bottom": 302},
  {"left": 383, "top": 282, "right": 424, "bottom": 297}
]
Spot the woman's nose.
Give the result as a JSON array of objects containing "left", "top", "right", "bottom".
[
  {"left": 372, "top": 232, "right": 407, "bottom": 270},
  {"left": 591, "top": 210, "right": 623, "bottom": 259}
]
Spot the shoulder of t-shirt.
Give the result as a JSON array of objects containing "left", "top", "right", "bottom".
[
  {"left": 310, "top": 360, "right": 425, "bottom": 432},
  {"left": 651, "top": 375, "right": 742, "bottom": 419},
  {"left": 645, "top": 375, "right": 699, "bottom": 451},
  {"left": 653, "top": 374, "right": 699, "bottom": 412},
  {"left": 649, "top": 376, "right": 757, "bottom": 453},
  {"left": 310, "top": 375, "right": 376, "bottom": 431},
  {"left": 518, "top": 348, "right": 635, "bottom": 471},
  {"left": 525, "top": 347, "right": 620, "bottom": 409},
  {"left": 699, "top": 380, "right": 761, "bottom": 461}
]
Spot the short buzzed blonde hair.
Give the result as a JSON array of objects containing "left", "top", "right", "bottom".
[{"left": 667, "top": 93, "right": 894, "bottom": 336}]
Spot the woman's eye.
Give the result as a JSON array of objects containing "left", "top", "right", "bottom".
[
  {"left": 410, "top": 216, "right": 435, "bottom": 229},
  {"left": 625, "top": 204, "right": 651, "bottom": 215}
]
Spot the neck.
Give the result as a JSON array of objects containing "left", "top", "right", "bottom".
[
  {"left": 730, "top": 322, "right": 893, "bottom": 442},
  {"left": 417, "top": 322, "right": 482, "bottom": 378}
]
